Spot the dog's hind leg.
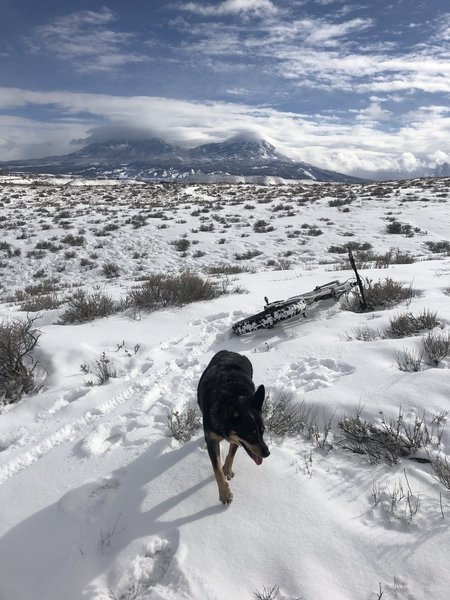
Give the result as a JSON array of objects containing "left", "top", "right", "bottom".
[
  {"left": 223, "top": 443, "right": 239, "bottom": 481},
  {"left": 206, "top": 438, "right": 233, "bottom": 506}
]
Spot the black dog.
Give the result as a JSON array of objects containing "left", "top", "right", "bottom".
[{"left": 197, "top": 350, "right": 270, "bottom": 506}]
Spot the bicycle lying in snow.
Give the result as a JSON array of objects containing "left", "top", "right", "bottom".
[{"left": 232, "top": 250, "right": 367, "bottom": 335}]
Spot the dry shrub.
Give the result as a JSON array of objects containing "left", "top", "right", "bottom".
[
  {"left": 58, "top": 289, "right": 117, "bottom": 323},
  {"left": 0, "top": 316, "right": 41, "bottom": 405},
  {"left": 394, "top": 348, "right": 423, "bottom": 372},
  {"left": 126, "top": 273, "right": 219, "bottom": 310},
  {"left": 167, "top": 405, "right": 201, "bottom": 443},
  {"left": 342, "top": 278, "right": 420, "bottom": 312},
  {"left": 263, "top": 392, "right": 319, "bottom": 439},
  {"left": 337, "top": 409, "right": 430, "bottom": 464},
  {"left": 385, "top": 309, "right": 439, "bottom": 338},
  {"left": 422, "top": 331, "right": 450, "bottom": 366},
  {"left": 430, "top": 454, "right": 450, "bottom": 490}
]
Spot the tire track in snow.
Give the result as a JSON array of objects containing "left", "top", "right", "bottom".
[
  {"left": 0, "top": 380, "right": 147, "bottom": 485},
  {"left": 0, "top": 311, "right": 234, "bottom": 485}
]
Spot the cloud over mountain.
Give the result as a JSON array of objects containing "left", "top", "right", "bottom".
[{"left": 1, "top": 1, "right": 450, "bottom": 179}]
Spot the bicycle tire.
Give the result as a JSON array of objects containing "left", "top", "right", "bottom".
[{"left": 232, "top": 299, "right": 307, "bottom": 335}]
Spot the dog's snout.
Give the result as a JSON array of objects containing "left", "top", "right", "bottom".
[{"left": 261, "top": 445, "right": 270, "bottom": 458}]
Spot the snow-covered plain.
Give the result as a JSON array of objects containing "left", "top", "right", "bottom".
[{"left": 0, "top": 175, "right": 450, "bottom": 600}]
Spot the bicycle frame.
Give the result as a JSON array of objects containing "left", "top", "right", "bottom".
[{"left": 232, "top": 278, "right": 358, "bottom": 335}]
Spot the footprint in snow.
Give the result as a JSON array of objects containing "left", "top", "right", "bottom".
[
  {"left": 175, "top": 355, "right": 199, "bottom": 369},
  {"left": 77, "top": 416, "right": 151, "bottom": 457},
  {"left": 0, "top": 427, "right": 28, "bottom": 453},
  {"left": 44, "top": 387, "right": 90, "bottom": 417},
  {"left": 58, "top": 475, "right": 122, "bottom": 518},
  {"left": 64, "top": 387, "right": 90, "bottom": 403},
  {"left": 77, "top": 423, "right": 126, "bottom": 456},
  {"left": 204, "top": 312, "right": 230, "bottom": 322},
  {"left": 160, "top": 335, "right": 188, "bottom": 351},
  {"left": 130, "top": 538, "right": 174, "bottom": 588},
  {"left": 283, "top": 356, "right": 354, "bottom": 392},
  {"left": 140, "top": 358, "right": 154, "bottom": 374}
]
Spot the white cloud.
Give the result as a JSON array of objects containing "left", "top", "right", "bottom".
[
  {"left": 399, "top": 152, "right": 420, "bottom": 172},
  {"left": 30, "top": 8, "right": 148, "bottom": 72},
  {"left": 179, "top": 0, "right": 277, "bottom": 17},
  {"left": 356, "top": 101, "right": 391, "bottom": 123},
  {"left": 303, "top": 18, "right": 373, "bottom": 45},
  {"left": 2, "top": 87, "right": 450, "bottom": 179},
  {"left": 173, "top": 10, "right": 450, "bottom": 96},
  {"left": 429, "top": 150, "right": 450, "bottom": 167}
]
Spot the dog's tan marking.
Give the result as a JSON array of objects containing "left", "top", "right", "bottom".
[
  {"left": 229, "top": 434, "right": 266, "bottom": 458},
  {"left": 213, "top": 463, "right": 233, "bottom": 505},
  {"left": 222, "top": 442, "right": 239, "bottom": 480}
]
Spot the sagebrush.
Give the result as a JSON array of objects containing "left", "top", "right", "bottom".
[
  {"left": 126, "top": 273, "right": 220, "bottom": 311},
  {"left": 0, "top": 316, "right": 42, "bottom": 404}
]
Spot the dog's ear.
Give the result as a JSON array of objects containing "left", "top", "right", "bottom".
[{"left": 251, "top": 385, "right": 265, "bottom": 412}]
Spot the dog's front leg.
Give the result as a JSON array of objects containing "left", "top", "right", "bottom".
[
  {"left": 206, "top": 438, "right": 233, "bottom": 506},
  {"left": 223, "top": 443, "right": 239, "bottom": 480}
]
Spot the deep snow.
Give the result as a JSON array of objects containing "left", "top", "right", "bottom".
[{"left": 0, "top": 176, "right": 449, "bottom": 600}]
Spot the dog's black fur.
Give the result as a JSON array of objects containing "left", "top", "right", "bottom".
[{"left": 197, "top": 350, "right": 270, "bottom": 506}]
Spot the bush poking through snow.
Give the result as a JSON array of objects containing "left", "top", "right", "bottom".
[
  {"left": 82, "top": 352, "right": 118, "bottom": 385},
  {"left": 421, "top": 331, "right": 450, "bottom": 366},
  {"left": 19, "top": 293, "right": 64, "bottom": 312},
  {"left": 253, "top": 219, "right": 275, "bottom": 233},
  {"left": 342, "top": 278, "right": 420, "bottom": 312},
  {"left": 263, "top": 392, "right": 315, "bottom": 438},
  {"left": 166, "top": 405, "right": 202, "bottom": 443},
  {"left": 385, "top": 309, "right": 439, "bottom": 338},
  {"left": 126, "top": 273, "right": 220, "bottom": 311},
  {"left": 267, "top": 394, "right": 302, "bottom": 437},
  {"left": 345, "top": 326, "right": 381, "bottom": 342},
  {"left": 254, "top": 585, "right": 281, "bottom": 600},
  {"left": 0, "top": 315, "right": 41, "bottom": 405},
  {"left": 58, "top": 289, "right": 117, "bottom": 323},
  {"left": 171, "top": 238, "right": 190, "bottom": 252},
  {"left": 337, "top": 409, "right": 430, "bottom": 464},
  {"left": 92, "top": 352, "right": 118, "bottom": 385},
  {"left": 102, "top": 261, "right": 121, "bottom": 279},
  {"left": 371, "top": 475, "right": 420, "bottom": 525},
  {"left": 394, "top": 348, "right": 423, "bottom": 372},
  {"left": 430, "top": 453, "right": 450, "bottom": 491}
]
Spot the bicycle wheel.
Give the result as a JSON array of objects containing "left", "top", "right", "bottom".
[{"left": 232, "top": 299, "right": 307, "bottom": 335}]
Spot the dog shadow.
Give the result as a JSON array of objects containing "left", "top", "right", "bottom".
[{"left": 0, "top": 438, "right": 223, "bottom": 600}]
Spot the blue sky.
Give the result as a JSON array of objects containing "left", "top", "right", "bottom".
[{"left": 1, "top": 0, "right": 450, "bottom": 178}]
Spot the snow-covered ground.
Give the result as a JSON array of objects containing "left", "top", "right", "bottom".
[{"left": 0, "top": 176, "right": 450, "bottom": 600}]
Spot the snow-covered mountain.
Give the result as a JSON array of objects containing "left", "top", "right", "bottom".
[
  {"left": 188, "top": 134, "right": 285, "bottom": 162},
  {"left": 1, "top": 135, "right": 364, "bottom": 183},
  {"left": 68, "top": 138, "right": 188, "bottom": 163}
]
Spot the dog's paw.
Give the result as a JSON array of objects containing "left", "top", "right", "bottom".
[
  {"left": 222, "top": 466, "right": 234, "bottom": 480},
  {"left": 219, "top": 486, "right": 233, "bottom": 506}
]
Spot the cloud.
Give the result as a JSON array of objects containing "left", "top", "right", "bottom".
[
  {"left": 71, "top": 123, "right": 167, "bottom": 146},
  {"left": 302, "top": 17, "right": 373, "bottom": 46},
  {"left": 172, "top": 8, "right": 450, "bottom": 97},
  {"left": 29, "top": 8, "right": 148, "bottom": 72},
  {"left": 355, "top": 101, "right": 392, "bottom": 123},
  {"left": 179, "top": 0, "right": 278, "bottom": 17},
  {"left": 2, "top": 86, "right": 450, "bottom": 179}
]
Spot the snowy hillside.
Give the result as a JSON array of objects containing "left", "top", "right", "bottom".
[{"left": 0, "top": 176, "right": 450, "bottom": 600}]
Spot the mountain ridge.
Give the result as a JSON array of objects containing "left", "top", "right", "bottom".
[{"left": 1, "top": 135, "right": 365, "bottom": 183}]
